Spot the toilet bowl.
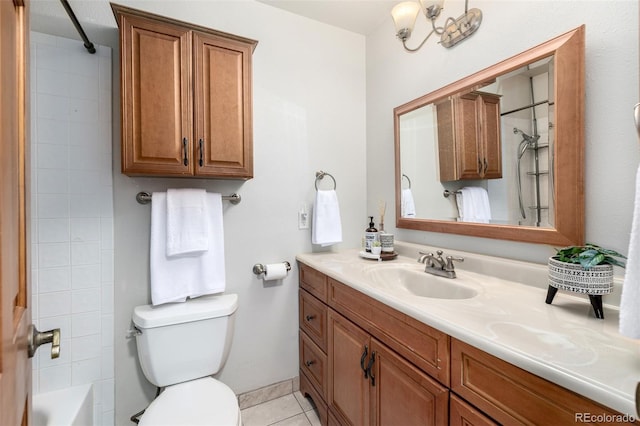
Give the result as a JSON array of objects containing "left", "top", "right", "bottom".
[
  {"left": 138, "top": 377, "right": 240, "bottom": 426},
  {"left": 132, "top": 294, "right": 240, "bottom": 425}
]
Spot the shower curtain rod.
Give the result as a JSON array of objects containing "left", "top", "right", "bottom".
[
  {"left": 501, "top": 99, "right": 552, "bottom": 117},
  {"left": 59, "top": 0, "right": 96, "bottom": 54}
]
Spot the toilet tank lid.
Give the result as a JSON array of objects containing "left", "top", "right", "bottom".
[{"left": 133, "top": 294, "right": 238, "bottom": 329}]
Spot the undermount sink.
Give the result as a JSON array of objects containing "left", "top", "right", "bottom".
[{"left": 364, "top": 265, "right": 479, "bottom": 300}]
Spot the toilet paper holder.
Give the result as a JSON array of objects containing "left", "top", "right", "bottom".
[{"left": 253, "top": 261, "right": 291, "bottom": 277}]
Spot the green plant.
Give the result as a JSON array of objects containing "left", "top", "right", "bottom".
[
  {"left": 373, "top": 240, "right": 381, "bottom": 247},
  {"left": 553, "top": 244, "right": 626, "bottom": 269}
]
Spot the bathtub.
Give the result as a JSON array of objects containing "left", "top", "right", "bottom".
[{"left": 32, "top": 384, "right": 93, "bottom": 426}]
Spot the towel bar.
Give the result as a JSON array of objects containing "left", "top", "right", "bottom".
[
  {"left": 443, "top": 189, "right": 462, "bottom": 198},
  {"left": 135, "top": 191, "right": 241, "bottom": 205}
]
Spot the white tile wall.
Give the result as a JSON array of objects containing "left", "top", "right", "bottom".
[{"left": 30, "top": 32, "right": 114, "bottom": 426}]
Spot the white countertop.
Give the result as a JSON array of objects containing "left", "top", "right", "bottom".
[{"left": 296, "top": 242, "right": 640, "bottom": 417}]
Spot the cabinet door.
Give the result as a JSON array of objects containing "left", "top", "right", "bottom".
[
  {"left": 478, "top": 94, "right": 502, "bottom": 179},
  {"left": 193, "top": 32, "right": 254, "bottom": 179},
  {"left": 119, "top": 13, "right": 192, "bottom": 175},
  {"left": 455, "top": 94, "right": 483, "bottom": 179},
  {"left": 370, "top": 339, "right": 449, "bottom": 426},
  {"left": 328, "top": 310, "right": 370, "bottom": 425}
]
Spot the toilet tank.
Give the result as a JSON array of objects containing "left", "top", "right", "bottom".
[{"left": 132, "top": 294, "right": 238, "bottom": 387}]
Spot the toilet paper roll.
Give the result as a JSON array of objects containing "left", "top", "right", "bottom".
[{"left": 264, "top": 263, "right": 288, "bottom": 281}]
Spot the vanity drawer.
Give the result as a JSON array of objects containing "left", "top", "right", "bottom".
[
  {"left": 299, "top": 263, "right": 328, "bottom": 302},
  {"left": 451, "top": 338, "right": 632, "bottom": 425},
  {"left": 299, "top": 289, "right": 327, "bottom": 352},
  {"left": 300, "top": 331, "right": 328, "bottom": 400},
  {"left": 328, "top": 278, "right": 450, "bottom": 386}
]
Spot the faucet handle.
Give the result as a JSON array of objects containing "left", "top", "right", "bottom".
[{"left": 445, "top": 255, "right": 464, "bottom": 271}]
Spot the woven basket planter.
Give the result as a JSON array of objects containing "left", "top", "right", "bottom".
[
  {"left": 546, "top": 257, "right": 613, "bottom": 319},
  {"left": 548, "top": 257, "right": 613, "bottom": 295}
]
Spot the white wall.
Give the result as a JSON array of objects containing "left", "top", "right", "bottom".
[
  {"left": 367, "top": 0, "right": 639, "bottom": 263},
  {"left": 105, "top": 1, "right": 367, "bottom": 424},
  {"left": 30, "top": 33, "right": 114, "bottom": 426}
]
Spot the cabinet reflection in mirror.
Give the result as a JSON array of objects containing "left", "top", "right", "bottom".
[{"left": 395, "top": 26, "right": 584, "bottom": 246}]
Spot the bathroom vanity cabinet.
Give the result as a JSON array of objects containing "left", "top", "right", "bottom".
[
  {"left": 298, "top": 262, "right": 634, "bottom": 426},
  {"left": 112, "top": 4, "right": 257, "bottom": 179},
  {"left": 436, "top": 92, "right": 502, "bottom": 181}
]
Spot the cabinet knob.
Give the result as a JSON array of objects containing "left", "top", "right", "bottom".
[
  {"left": 305, "top": 360, "right": 316, "bottom": 367},
  {"left": 305, "top": 314, "right": 316, "bottom": 321}
]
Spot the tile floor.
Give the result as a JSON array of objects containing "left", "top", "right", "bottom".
[{"left": 240, "top": 391, "right": 321, "bottom": 426}]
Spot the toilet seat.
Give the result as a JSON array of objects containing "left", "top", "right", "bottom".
[{"left": 139, "top": 377, "right": 241, "bottom": 426}]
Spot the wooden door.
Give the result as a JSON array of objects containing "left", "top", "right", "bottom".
[
  {"left": 370, "top": 339, "right": 449, "bottom": 426},
  {"left": 193, "top": 31, "right": 254, "bottom": 179},
  {"left": 327, "top": 310, "right": 370, "bottom": 425},
  {"left": 116, "top": 8, "right": 193, "bottom": 176},
  {"left": 1, "top": 0, "right": 31, "bottom": 424}
]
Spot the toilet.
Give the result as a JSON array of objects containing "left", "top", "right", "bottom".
[{"left": 132, "top": 293, "right": 241, "bottom": 426}]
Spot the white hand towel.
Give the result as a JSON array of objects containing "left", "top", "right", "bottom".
[
  {"left": 166, "top": 188, "right": 209, "bottom": 257},
  {"left": 620, "top": 165, "right": 640, "bottom": 338},
  {"left": 457, "top": 187, "right": 491, "bottom": 223},
  {"left": 150, "top": 192, "right": 226, "bottom": 306},
  {"left": 401, "top": 188, "right": 416, "bottom": 218},
  {"left": 312, "top": 190, "right": 342, "bottom": 247}
]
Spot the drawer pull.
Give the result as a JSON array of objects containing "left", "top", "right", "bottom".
[
  {"left": 305, "top": 360, "right": 316, "bottom": 367},
  {"left": 182, "top": 138, "right": 188, "bottom": 166},
  {"left": 367, "top": 351, "right": 376, "bottom": 386},
  {"left": 360, "top": 345, "right": 369, "bottom": 379},
  {"left": 305, "top": 315, "right": 316, "bottom": 321}
]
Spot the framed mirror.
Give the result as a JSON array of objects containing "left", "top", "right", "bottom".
[{"left": 394, "top": 26, "right": 584, "bottom": 246}]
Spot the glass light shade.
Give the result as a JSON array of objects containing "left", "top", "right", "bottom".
[
  {"left": 391, "top": 2, "right": 421, "bottom": 33},
  {"left": 419, "top": 0, "right": 444, "bottom": 18}
]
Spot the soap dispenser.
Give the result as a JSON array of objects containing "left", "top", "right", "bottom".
[{"left": 364, "top": 216, "right": 378, "bottom": 252}]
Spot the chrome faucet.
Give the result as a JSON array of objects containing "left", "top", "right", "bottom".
[{"left": 417, "top": 250, "right": 464, "bottom": 279}]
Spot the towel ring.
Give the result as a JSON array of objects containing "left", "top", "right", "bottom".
[
  {"left": 402, "top": 174, "right": 411, "bottom": 189},
  {"left": 315, "top": 171, "right": 337, "bottom": 190}
]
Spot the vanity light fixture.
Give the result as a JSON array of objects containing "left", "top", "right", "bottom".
[{"left": 391, "top": 0, "right": 482, "bottom": 51}]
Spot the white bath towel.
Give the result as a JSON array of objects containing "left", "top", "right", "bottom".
[
  {"left": 166, "top": 188, "right": 208, "bottom": 257},
  {"left": 312, "top": 190, "right": 342, "bottom": 247},
  {"left": 620, "top": 165, "right": 640, "bottom": 338},
  {"left": 456, "top": 187, "right": 492, "bottom": 223},
  {"left": 401, "top": 188, "right": 416, "bottom": 218},
  {"left": 150, "top": 192, "right": 225, "bottom": 305}
]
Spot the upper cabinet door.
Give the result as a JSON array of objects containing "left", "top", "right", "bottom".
[
  {"left": 119, "top": 13, "right": 193, "bottom": 175},
  {"left": 194, "top": 32, "right": 254, "bottom": 179}
]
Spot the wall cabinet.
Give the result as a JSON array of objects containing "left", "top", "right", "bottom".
[
  {"left": 298, "top": 262, "right": 636, "bottom": 426},
  {"left": 436, "top": 91, "right": 502, "bottom": 181},
  {"left": 112, "top": 4, "right": 257, "bottom": 179}
]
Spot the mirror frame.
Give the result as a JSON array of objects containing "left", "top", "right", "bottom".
[{"left": 394, "top": 26, "right": 584, "bottom": 246}]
